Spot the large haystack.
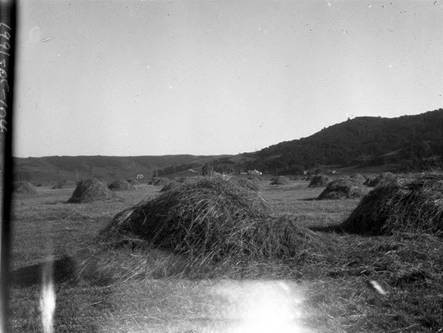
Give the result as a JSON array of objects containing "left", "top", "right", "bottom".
[
  {"left": 365, "top": 172, "right": 397, "bottom": 187},
  {"left": 341, "top": 178, "right": 443, "bottom": 236},
  {"left": 14, "top": 181, "right": 38, "bottom": 195},
  {"left": 270, "top": 176, "right": 290, "bottom": 185},
  {"left": 317, "top": 179, "right": 369, "bottom": 200},
  {"left": 161, "top": 176, "right": 260, "bottom": 193},
  {"left": 68, "top": 178, "right": 114, "bottom": 203},
  {"left": 160, "top": 176, "right": 207, "bottom": 192},
  {"left": 108, "top": 179, "right": 135, "bottom": 191},
  {"left": 308, "top": 175, "right": 330, "bottom": 187},
  {"left": 231, "top": 177, "right": 260, "bottom": 192},
  {"left": 102, "top": 177, "right": 324, "bottom": 265}
]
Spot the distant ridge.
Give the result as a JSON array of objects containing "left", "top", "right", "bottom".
[
  {"left": 14, "top": 109, "right": 443, "bottom": 183},
  {"left": 14, "top": 155, "right": 226, "bottom": 184},
  {"left": 245, "top": 108, "right": 443, "bottom": 173}
]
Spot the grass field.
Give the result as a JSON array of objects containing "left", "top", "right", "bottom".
[{"left": 9, "top": 181, "right": 443, "bottom": 332}]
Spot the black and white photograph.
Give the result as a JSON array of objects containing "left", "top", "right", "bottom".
[{"left": 2, "top": 0, "right": 443, "bottom": 332}]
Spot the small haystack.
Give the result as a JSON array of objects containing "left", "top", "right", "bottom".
[
  {"left": 341, "top": 178, "right": 443, "bottom": 236},
  {"left": 349, "top": 173, "right": 367, "bottom": 185},
  {"left": 68, "top": 178, "right": 114, "bottom": 203},
  {"left": 365, "top": 172, "right": 397, "bottom": 187},
  {"left": 52, "top": 180, "right": 67, "bottom": 189},
  {"left": 308, "top": 175, "right": 330, "bottom": 188},
  {"left": 14, "top": 181, "right": 38, "bottom": 195},
  {"left": 109, "top": 179, "right": 135, "bottom": 191},
  {"left": 317, "top": 179, "right": 368, "bottom": 200},
  {"left": 150, "top": 177, "right": 170, "bottom": 186},
  {"left": 270, "top": 176, "right": 290, "bottom": 185},
  {"left": 102, "top": 177, "right": 325, "bottom": 266},
  {"left": 160, "top": 180, "right": 180, "bottom": 192}
]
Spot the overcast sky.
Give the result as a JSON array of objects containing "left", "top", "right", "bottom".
[{"left": 14, "top": 0, "right": 443, "bottom": 157}]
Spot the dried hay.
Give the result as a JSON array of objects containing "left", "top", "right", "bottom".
[
  {"left": 52, "top": 180, "right": 67, "bottom": 189},
  {"left": 101, "top": 177, "right": 326, "bottom": 269},
  {"left": 349, "top": 173, "right": 367, "bottom": 185},
  {"left": 150, "top": 177, "right": 170, "bottom": 186},
  {"left": 230, "top": 177, "right": 260, "bottom": 192},
  {"left": 270, "top": 176, "right": 290, "bottom": 185},
  {"left": 365, "top": 172, "right": 397, "bottom": 187},
  {"left": 14, "top": 181, "right": 38, "bottom": 195},
  {"left": 341, "top": 177, "right": 443, "bottom": 236},
  {"left": 317, "top": 178, "right": 369, "bottom": 200},
  {"left": 308, "top": 175, "right": 330, "bottom": 188},
  {"left": 68, "top": 178, "right": 115, "bottom": 203},
  {"left": 160, "top": 180, "right": 181, "bottom": 192},
  {"left": 108, "top": 179, "right": 135, "bottom": 191}
]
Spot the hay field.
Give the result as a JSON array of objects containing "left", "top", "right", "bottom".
[{"left": 9, "top": 180, "right": 443, "bottom": 332}]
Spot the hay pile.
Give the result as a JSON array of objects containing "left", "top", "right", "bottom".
[
  {"left": 68, "top": 178, "right": 115, "bottom": 203},
  {"left": 108, "top": 179, "right": 135, "bottom": 191},
  {"left": 349, "top": 173, "right": 367, "bottom": 185},
  {"left": 14, "top": 181, "right": 38, "bottom": 195},
  {"left": 161, "top": 176, "right": 260, "bottom": 193},
  {"left": 317, "top": 179, "right": 368, "bottom": 200},
  {"left": 150, "top": 177, "right": 170, "bottom": 186},
  {"left": 231, "top": 177, "right": 260, "bottom": 192},
  {"left": 365, "top": 172, "right": 397, "bottom": 187},
  {"left": 102, "top": 177, "right": 325, "bottom": 266},
  {"left": 308, "top": 175, "right": 330, "bottom": 187},
  {"left": 160, "top": 180, "right": 180, "bottom": 192},
  {"left": 270, "top": 176, "right": 290, "bottom": 185},
  {"left": 52, "top": 180, "right": 67, "bottom": 189},
  {"left": 341, "top": 177, "right": 443, "bottom": 236}
]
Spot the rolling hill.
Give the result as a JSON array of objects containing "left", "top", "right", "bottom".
[
  {"left": 14, "top": 155, "right": 225, "bottom": 185},
  {"left": 14, "top": 109, "right": 443, "bottom": 184},
  {"left": 244, "top": 109, "right": 443, "bottom": 174}
]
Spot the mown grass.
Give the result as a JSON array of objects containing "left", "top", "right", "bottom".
[{"left": 9, "top": 181, "right": 443, "bottom": 332}]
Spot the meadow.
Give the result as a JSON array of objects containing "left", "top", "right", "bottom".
[{"left": 9, "top": 180, "right": 443, "bottom": 332}]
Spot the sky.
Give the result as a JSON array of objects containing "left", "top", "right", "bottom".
[{"left": 14, "top": 0, "right": 443, "bottom": 157}]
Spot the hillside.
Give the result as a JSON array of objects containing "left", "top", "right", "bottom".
[
  {"left": 14, "top": 109, "right": 443, "bottom": 183},
  {"left": 14, "top": 155, "right": 226, "bottom": 184},
  {"left": 243, "top": 109, "right": 443, "bottom": 174}
]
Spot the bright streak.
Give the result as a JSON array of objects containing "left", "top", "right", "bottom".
[
  {"left": 213, "top": 280, "right": 312, "bottom": 333},
  {"left": 40, "top": 259, "right": 56, "bottom": 333}
]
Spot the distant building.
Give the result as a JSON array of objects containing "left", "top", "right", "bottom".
[{"left": 247, "top": 169, "right": 263, "bottom": 176}]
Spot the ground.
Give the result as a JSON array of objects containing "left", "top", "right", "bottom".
[{"left": 9, "top": 181, "right": 443, "bottom": 332}]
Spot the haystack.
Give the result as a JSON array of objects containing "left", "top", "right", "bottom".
[
  {"left": 341, "top": 178, "right": 443, "bottom": 236},
  {"left": 150, "top": 177, "right": 170, "bottom": 186},
  {"left": 160, "top": 180, "right": 180, "bottom": 192},
  {"left": 349, "top": 173, "right": 367, "bottom": 185},
  {"left": 231, "top": 177, "right": 260, "bottom": 192},
  {"left": 317, "top": 179, "right": 368, "bottom": 200},
  {"left": 14, "top": 181, "right": 38, "bottom": 195},
  {"left": 365, "top": 172, "right": 397, "bottom": 187},
  {"left": 161, "top": 176, "right": 208, "bottom": 192},
  {"left": 52, "top": 180, "right": 67, "bottom": 189},
  {"left": 308, "top": 175, "right": 330, "bottom": 187},
  {"left": 108, "top": 179, "right": 135, "bottom": 191},
  {"left": 68, "top": 178, "right": 114, "bottom": 203},
  {"left": 270, "top": 176, "right": 290, "bottom": 185},
  {"left": 102, "top": 177, "right": 324, "bottom": 265}
]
